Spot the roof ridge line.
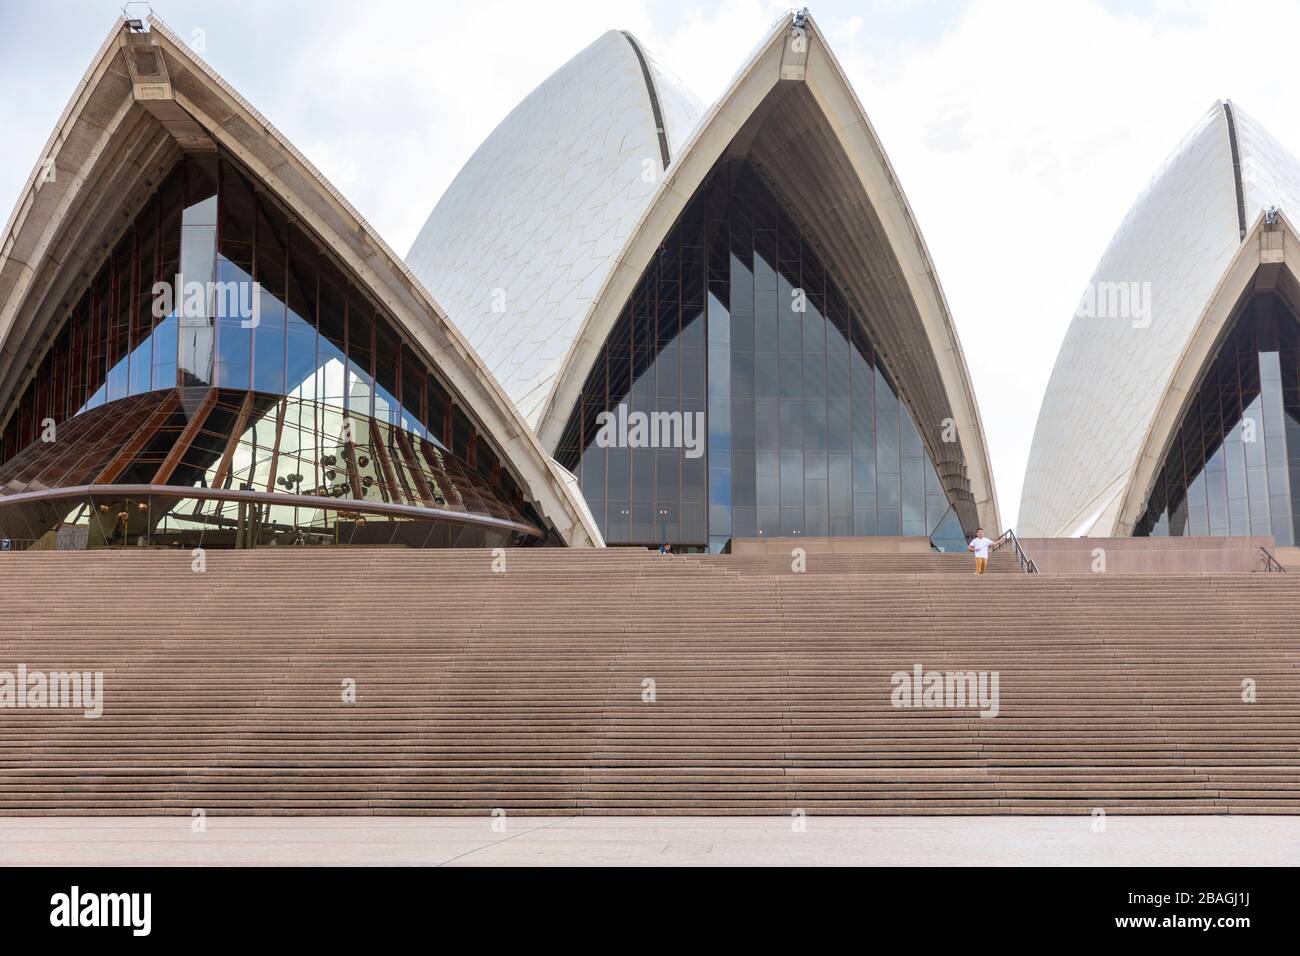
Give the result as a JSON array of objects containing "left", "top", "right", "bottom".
[
  {"left": 1222, "top": 101, "right": 1248, "bottom": 241},
  {"left": 619, "top": 30, "right": 671, "bottom": 169}
]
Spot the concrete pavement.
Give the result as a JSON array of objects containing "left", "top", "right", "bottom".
[{"left": 1, "top": 815, "right": 1297, "bottom": 866}]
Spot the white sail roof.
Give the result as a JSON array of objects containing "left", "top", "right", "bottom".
[
  {"left": 1021, "top": 102, "right": 1300, "bottom": 537},
  {"left": 405, "top": 31, "right": 704, "bottom": 426}
]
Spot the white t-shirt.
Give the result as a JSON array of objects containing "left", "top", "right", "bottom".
[{"left": 968, "top": 536, "right": 995, "bottom": 559}]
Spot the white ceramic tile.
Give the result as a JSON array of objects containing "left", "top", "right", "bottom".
[
  {"left": 1021, "top": 102, "right": 1300, "bottom": 537},
  {"left": 406, "top": 31, "right": 704, "bottom": 429}
]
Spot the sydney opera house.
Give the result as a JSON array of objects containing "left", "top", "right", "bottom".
[
  {"left": 0, "top": 11, "right": 997, "bottom": 553},
  {"left": 1023, "top": 102, "right": 1300, "bottom": 546},
  {"left": 6, "top": 9, "right": 1300, "bottom": 838},
  {"left": 5, "top": 10, "right": 1300, "bottom": 559}
]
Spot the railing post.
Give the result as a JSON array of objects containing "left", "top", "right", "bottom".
[{"left": 990, "top": 529, "right": 1038, "bottom": 574}]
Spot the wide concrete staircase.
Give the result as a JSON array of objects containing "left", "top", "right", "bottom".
[
  {"left": 698, "top": 549, "right": 1023, "bottom": 575},
  {"left": 1, "top": 547, "right": 1298, "bottom": 815}
]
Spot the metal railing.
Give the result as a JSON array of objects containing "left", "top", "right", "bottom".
[
  {"left": 1260, "top": 546, "right": 1287, "bottom": 572},
  {"left": 991, "top": 529, "right": 1039, "bottom": 574}
]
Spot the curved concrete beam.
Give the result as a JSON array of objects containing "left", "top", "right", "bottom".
[
  {"left": 534, "top": 12, "right": 999, "bottom": 533},
  {"left": 1113, "top": 211, "right": 1298, "bottom": 535},
  {"left": 0, "top": 17, "right": 601, "bottom": 547}
]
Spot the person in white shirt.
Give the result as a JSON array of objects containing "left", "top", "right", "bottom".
[{"left": 967, "top": 528, "right": 995, "bottom": 575}]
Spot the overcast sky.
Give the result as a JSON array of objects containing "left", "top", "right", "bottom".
[{"left": 4, "top": 0, "right": 1299, "bottom": 526}]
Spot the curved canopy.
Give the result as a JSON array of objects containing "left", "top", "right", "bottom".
[
  {"left": 1021, "top": 101, "right": 1300, "bottom": 537},
  {"left": 535, "top": 13, "right": 999, "bottom": 533},
  {"left": 1117, "top": 211, "right": 1300, "bottom": 537},
  {"left": 0, "top": 16, "right": 600, "bottom": 546}
]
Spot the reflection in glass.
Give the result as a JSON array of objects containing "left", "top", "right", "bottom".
[
  {"left": 556, "top": 159, "right": 967, "bottom": 551},
  {"left": 1, "top": 152, "right": 479, "bottom": 466},
  {"left": 0, "top": 389, "right": 535, "bottom": 550},
  {"left": 1136, "top": 292, "right": 1300, "bottom": 545},
  {"left": 0, "top": 150, "right": 539, "bottom": 548}
]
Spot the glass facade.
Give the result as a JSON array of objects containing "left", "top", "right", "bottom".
[
  {"left": 0, "top": 151, "right": 539, "bottom": 548},
  {"left": 556, "top": 159, "right": 968, "bottom": 552},
  {"left": 0, "top": 388, "right": 533, "bottom": 548},
  {"left": 1135, "top": 292, "right": 1300, "bottom": 544}
]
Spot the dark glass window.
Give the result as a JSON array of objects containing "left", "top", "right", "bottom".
[
  {"left": 557, "top": 159, "right": 966, "bottom": 550},
  {"left": 316, "top": 257, "right": 348, "bottom": 409},
  {"left": 374, "top": 318, "right": 401, "bottom": 427},
  {"left": 285, "top": 222, "right": 319, "bottom": 400},
  {"left": 178, "top": 158, "right": 218, "bottom": 387},
  {"left": 400, "top": 345, "right": 424, "bottom": 439},
  {"left": 252, "top": 189, "right": 288, "bottom": 395},
  {"left": 0, "top": 149, "right": 535, "bottom": 546},
  {"left": 129, "top": 198, "right": 158, "bottom": 397},
  {"left": 346, "top": 294, "right": 374, "bottom": 419},
  {"left": 1136, "top": 292, "right": 1300, "bottom": 545}
]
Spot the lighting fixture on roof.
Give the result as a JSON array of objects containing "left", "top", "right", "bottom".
[{"left": 122, "top": 1, "right": 151, "bottom": 31}]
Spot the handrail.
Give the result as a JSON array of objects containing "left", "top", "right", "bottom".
[
  {"left": 990, "top": 529, "right": 1039, "bottom": 574},
  {"left": 1260, "top": 546, "right": 1287, "bottom": 573}
]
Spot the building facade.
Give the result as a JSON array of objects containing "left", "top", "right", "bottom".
[
  {"left": 409, "top": 13, "right": 1000, "bottom": 551},
  {"left": 0, "top": 18, "right": 600, "bottom": 550},
  {"left": 1022, "top": 102, "right": 1300, "bottom": 543},
  {"left": 2, "top": 14, "right": 1000, "bottom": 552}
]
